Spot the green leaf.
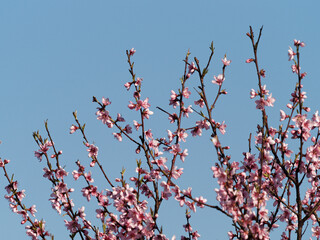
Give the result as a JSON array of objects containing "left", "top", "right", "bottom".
[
  {"left": 202, "top": 68, "right": 208, "bottom": 76},
  {"left": 209, "top": 41, "right": 214, "bottom": 52},
  {"left": 73, "top": 110, "right": 77, "bottom": 119}
]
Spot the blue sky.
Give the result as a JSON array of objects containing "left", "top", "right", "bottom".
[{"left": 1, "top": 1, "right": 320, "bottom": 239}]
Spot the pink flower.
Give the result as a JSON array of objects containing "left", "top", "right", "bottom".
[
  {"left": 56, "top": 168, "right": 68, "bottom": 179},
  {"left": 255, "top": 98, "right": 267, "bottom": 110},
  {"left": 180, "top": 149, "right": 188, "bottom": 162},
  {"left": 65, "top": 218, "right": 81, "bottom": 233},
  {"left": 129, "top": 48, "right": 136, "bottom": 56},
  {"left": 72, "top": 170, "right": 81, "bottom": 180},
  {"left": 141, "top": 97, "right": 151, "bottom": 109},
  {"left": 250, "top": 89, "right": 257, "bottom": 99},
  {"left": 116, "top": 113, "right": 125, "bottom": 122},
  {"left": 191, "top": 126, "right": 202, "bottom": 137},
  {"left": 34, "top": 151, "right": 43, "bottom": 161},
  {"left": 211, "top": 136, "right": 221, "bottom": 147},
  {"left": 183, "top": 187, "right": 192, "bottom": 197},
  {"left": 112, "top": 132, "right": 122, "bottom": 141},
  {"left": 170, "top": 144, "right": 181, "bottom": 155},
  {"left": 29, "top": 205, "right": 37, "bottom": 217},
  {"left": 280, "top": 110, "right": 287, "bottom": 121},
  {"left": 40, "top": 142, "right": 51, "bottom": 153},
  {"left": 266, "top": 94, "right": 275, "bottom": 107},
  {"left": 69, "top": 124, "right": 79, "bottom": 134},
  {"left": 123, "top": 124, "right": 132, "bottom": 134},
  {"left": 16, "top": 190, "right": 25, "bottom": 200},
  {"left": 294, "top": 39, "right": 305, "bottom": 47},
  {"left": 167, "top": 130, "right": 174, "bottom": 143},
  {"left": 96, "top": 110, "right": 111, "bottom": 125},
  {"left": 132, "top": 98, "right": 151, "bottom": 111},
  {"left": 192, "top": 231, "right": 200, "bottom": 240},
  {"left": 177, "top": 129, "right": 188, "bottom": 142},
  {"left": 246, "top": 58, "right": 254, "bottom": 63},
  {"left": 182, "top": 87, "right": 191, "bottom": 98},
  {"left": 196, "top": 119, "right": 210, "bottom": 130},
  {"left": 185, "top": 201, "right": 196, "bottom": 212},
  {"left": 133, "top": 120, "right": 142, "bottom": 130},
  {"left": 128, "top": 101, "right": 136, "bottom": 110},
  {"left": 188, "top": 62, "right": 197, "bottom": 74},
  {"left": 212, "top": 74, "right": 225, "bottom": 86},
  {"left": 0, "top": 159, "right": 9, "bottom": 167},
  {"left": 168, "top": 113, "right": 178, "bottom": 123},
  {"left": 134, "top": 77, "right": 143, "bottom": 86},
  {"left": 291, "top": 64, "right": 300, "bottom": 74},
  {"left": 312, "top": 226, "right": 320, "bottom": 237},
  {"left": 142, "top": 108, "right": 153, "bottom": 119},
  {"left": 312, "top": 111, "right": 320, "bottom": 128},
  {"left": 102, "top": 97, "right": 111, "bottom": 106},
  {"left": 84, "top": 172, "right": 94, "bottom": 183},
  {"left": 160, "top": 181, "right": 172, "bottom": 200},
  {"left": 195, "top": 196, "right": 207, "bottom": 208},
  {"left": 228, "top": 232, "right": 235, "bottom": 239},
  {"left": 145, "top": 129, "right": 153, "bottom": 140},
  {"left": 194, "top": 99, "right": 204, "bottom": 108},
  {"left": 169, "top": 90, "right": 179, "bottom": 108},
  {"left": 124, "top": 81, "right": 132, "bottom": 90},
  {"left": 87, "top": 144, "right": 98, "bottom": 158},
  {"left": 221, "top": 56, "right": 231, "bottom": 66},
  {"left": 183, "top": 223, "right": 192, "bottom": 232},
  {"left": 182, "top": 105, "right": 193, "bottom": 118},
  {"left": 218, "top": 121, "right": 227, "bottom": 135},
  {"left": 260, "top": 84, "right": 269, "bottom": 95},
  {"left": 288, "top": 47, "right": 295, "bottom": 61}
]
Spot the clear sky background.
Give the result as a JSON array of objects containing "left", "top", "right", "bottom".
[{"left": 1, "top": 1, "right": 320, "bottom": 239}]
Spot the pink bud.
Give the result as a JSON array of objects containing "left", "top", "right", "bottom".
[
  {"left": 135, "top": 146, "right": 141, "bottom": 154},
  {"left": 129, "top": 48, "right": 136, "bottom": 56}
]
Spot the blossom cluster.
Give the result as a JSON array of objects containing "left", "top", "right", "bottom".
[{"left": 2, "top": 28, "right": 320, "bottom": 240}]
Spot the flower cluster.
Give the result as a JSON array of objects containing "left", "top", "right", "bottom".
[
  {"left": 1, "top": 158, "right": 51, "bottom": 239},
  {"left": 2, "top": 28, "right": 320, "bottom": 240}
]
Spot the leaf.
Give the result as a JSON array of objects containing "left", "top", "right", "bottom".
[
  {"left": 73, "top": 110, "right": 77, "bottom": 119},
  {"left": 202, "top": 68, "right": 208, "bottom": 76},
  {"left": 209, "top": 41, "right": 215, "bottom": 53}
]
